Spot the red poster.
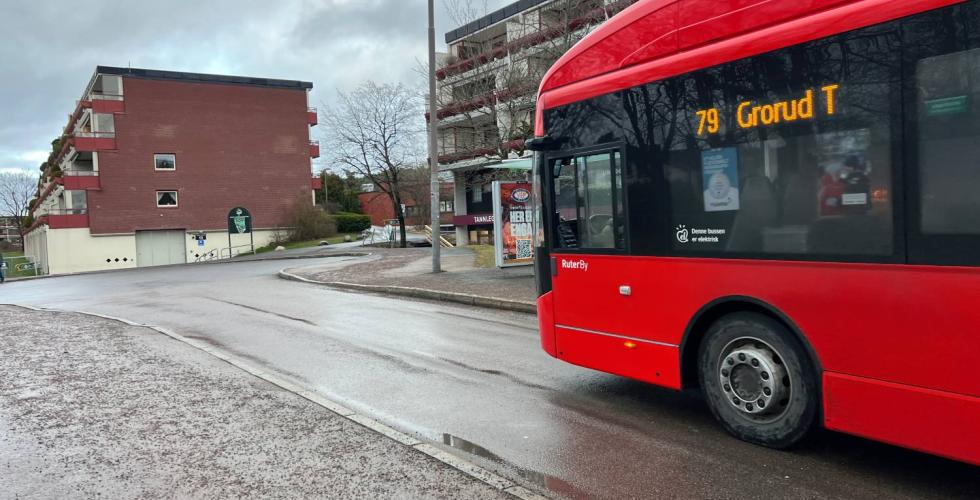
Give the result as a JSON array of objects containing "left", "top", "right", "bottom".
[{"left": 492, "top": 181, "right": 534, "bottom": 267}]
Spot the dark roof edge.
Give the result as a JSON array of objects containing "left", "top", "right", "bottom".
[
  {"left": 96, "top": 66, "right": 313, "bottom": 90},
  {"left": 445, "top": 0, "right": 550, "bottom": 44}
]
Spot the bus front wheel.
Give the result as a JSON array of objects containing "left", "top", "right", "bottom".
[{"left": 698, "top": 312, "right": 818, "bottom": 449}]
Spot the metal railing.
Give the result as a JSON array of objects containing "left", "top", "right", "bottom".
[
  {"left": 194, "top": 249, "right": 220, "bottom": 262},
  {"left": 75, "top": 131, "right": 116, "bottom": 139},
  {"left": 46, "top": 208, "right": 88, "bottom": 216},
  {"left": 220, "top": 244, "right": 256, "bottom": 259},
  {"left": 89, "top": 92, "right": 124, "bottom": 101},
  {"left": 62, "top": 169, "right": 98, "bottom": 176},
  {"left": 423, "top": 225, "right": 454, "bottom": 248}
]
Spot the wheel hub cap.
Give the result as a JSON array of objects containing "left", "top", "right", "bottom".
[{"left": 719, "top": 343, "right": 788, "bottom": 416}]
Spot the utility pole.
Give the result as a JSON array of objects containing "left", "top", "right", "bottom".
[{"left": 427, "top": 0, "right": 441, "bottom": 273}]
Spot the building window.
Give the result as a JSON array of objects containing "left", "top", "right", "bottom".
[
  {"left": 156, "top": 191, "right": 178, "bottom": 207},
  {"left": 154, "top": 154, "right": 176, "bottom": 171},
  {"left": 472, "top": 185, "right": 484, "bottom": 203},
  {"left": 440, "top": 201, "right": 454, "bottom": 212}
]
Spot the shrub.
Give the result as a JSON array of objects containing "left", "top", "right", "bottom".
[
  {"left": 334, "top": 212, "right": 371, "bottom": 233},
  {"left": 287, "top": 197, "right": 337, "bottom": 241}
]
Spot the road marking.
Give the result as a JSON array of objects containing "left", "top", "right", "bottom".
[{"left": 1, "top": 303, "right": 549, "bottom": 499}]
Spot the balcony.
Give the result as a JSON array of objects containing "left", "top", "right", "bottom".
[
  {"left": 436, "top": 0, "right": 637, "bottom": 81},
  {"left": 89, "top": 92, "right": 125, "bottom": 114},
  {"left": 308, "top": 107, "right": 318, "bottom": 126},
  {"left": 74, "top": 131, "right": 117, "bottom": 152},
  {"left": 309, "top": 140, "right": 320, "bottom": 158},
  {"left": 45, "top": 209, "right": 89, "bottom": 229},
  {"left": 62, "top": 170, "right": 101, "bottom": 191}
]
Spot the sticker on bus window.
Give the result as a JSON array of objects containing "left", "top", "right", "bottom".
[{"left": 702, "top": 148, "right": 740, "bottom": 212}]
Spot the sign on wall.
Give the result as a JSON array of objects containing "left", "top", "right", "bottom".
[
  {"left": 227, "top": 207, "right": 252, "bottom": 234},
  {"left": 492, "top": 181, "right": 534, "bottom": 268}
]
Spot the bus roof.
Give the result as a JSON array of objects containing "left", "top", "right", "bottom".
[{"left": 536, "top": 0, "right": 960, "bottom": 115}]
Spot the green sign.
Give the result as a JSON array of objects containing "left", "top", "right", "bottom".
[
  {"left": 925, "top": 96, "right": 969, "bottom": 116},
  {"left": 227, "top": 207, "right": 252, "bottom": 234}
]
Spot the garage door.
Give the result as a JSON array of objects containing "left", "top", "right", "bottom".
[{"left": 135, "top": 230, "right": 187, "bottom": 267}]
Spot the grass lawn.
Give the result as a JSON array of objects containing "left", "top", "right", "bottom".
[
  {"left": 470, "top": 244, "right": 496, "bottom": 268},
  {"left": 254, "top": 233, "right": 362, "bottom": 254}
]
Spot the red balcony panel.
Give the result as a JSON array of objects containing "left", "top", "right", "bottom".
[
  {"left": 74, "top": 134, "right": 116, "bottom": 152},
  {"left": 310, "top": 141, "right": 320, "bottom": 158},
  {"left": 62, "top": 172, "right": 101, "bottom": 191},
  {"left": 47, "top": 213, "right": 89, "bottom": 229},
  {"left": 91, "top": 98, "right": 125, "bottom": 114},
  {"left": 311, "top": 177, "right": 323, "bottom": 190},
  {"left": 308, "top": 108, "right": 318, "bottom": 126}
]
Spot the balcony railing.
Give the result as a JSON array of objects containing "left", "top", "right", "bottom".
[
  {"left": 74, "top": 131, "right": 117, "bottom": 153},
  {"left": 62, "top": 170, "right": 101, "bottom": 190},
  {"left": 88, "top": 92, "right": 125, "bottom": 113},
  {"left": 308, "top": 107, "right": 318, "bottom": 126},
  {"left": 309, "top": 140, "right": 320, "bottom": 158},
  {"left": 436, "top": 0, "right": 637, "bottom": 81},
  {"left": 438, "top": 138, "right": 526, "bottom": 165},
  {"left": 425, "top": 84, "right": 536, "bottom": 122},
  {"left": 47, "top": 208, "right": 88, "bottom": 215},
  {"left": 44, "top": 209, "right": 90, "bottom": 230}
]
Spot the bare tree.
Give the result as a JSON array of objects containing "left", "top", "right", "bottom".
[
  {"left": 321, "top": 81, "right": 422, "bottom": 247},
  {"left": 0, "top": 171, "right": 37, "bottom": 242}
]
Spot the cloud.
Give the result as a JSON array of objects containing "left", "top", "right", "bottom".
[{"left": 0, "top": 0, "right": 513, "bottom": 174}]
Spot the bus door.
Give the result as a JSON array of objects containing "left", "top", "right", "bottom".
[{"left": 548, "top": 150, "right": 672, "bottom": 384}]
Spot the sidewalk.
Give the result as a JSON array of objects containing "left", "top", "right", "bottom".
[
  {"left": 280, "top": 247, "right": 537, "bottom": 313},
  {"left": 0, "top": 306, "right": 516, "bottom": 499}
]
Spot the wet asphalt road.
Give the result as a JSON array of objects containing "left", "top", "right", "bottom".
[{"left": 2, "top": 257, "right": 978, "bottom": 499}]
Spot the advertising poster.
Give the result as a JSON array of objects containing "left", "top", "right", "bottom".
[
  {"left": 701, "top": 148, "right": 740, "bottom": 212},
  {"left": 816, "top": 129, "right": 872, "bottom": 216},
  {"left": 492, "top": 181, "right": 534, "bottom": 268}
]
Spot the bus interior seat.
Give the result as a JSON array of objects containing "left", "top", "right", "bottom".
[
  {"left": 727, "top": 176, "right": 778, "bottom": 252},
  {"left": 588, "top": 214, "right": 615, "bottom": 248},
  {"left": 780, "top": 172, "right": 818, "bottom": 225}
]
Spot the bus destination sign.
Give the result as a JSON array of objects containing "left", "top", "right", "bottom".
[{"left": 696, "top": 84, "right": 840, "bottom": 136}]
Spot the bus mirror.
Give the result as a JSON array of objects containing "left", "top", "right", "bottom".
[{"left": 526, "top": 136, "right": 557, "bottom": 151}]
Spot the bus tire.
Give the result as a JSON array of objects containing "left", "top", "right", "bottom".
[{"left": 698, "top": 312, "right": 818, "bottom": 449}]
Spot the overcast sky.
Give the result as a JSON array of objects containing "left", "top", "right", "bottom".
[{"left": 0, "top": 0, "right": 512, "bottom": 175}]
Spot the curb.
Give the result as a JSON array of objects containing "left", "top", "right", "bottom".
[
  {"left": 277, "top": 269, "right": 537, "bottom": 314},
  {"left": 1, "top": 304, "right": 548, "bottom": 500},
  {"left": 4, "top": 251, "right": 370, "bottom": 283}
]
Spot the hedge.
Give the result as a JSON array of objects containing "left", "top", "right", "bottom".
[{"left": 334, "top": 212, "right": 371, "bottom": 233}]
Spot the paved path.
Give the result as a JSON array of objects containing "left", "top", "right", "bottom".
[
  {"left": 0, "top": 306, "right": 507, "bottom": 499},
  {"left": 1, "top": 255, "right": 977, "bottom": 499},
  {"left": 285, "top": 247, "right": 536, "bottom": 305}
]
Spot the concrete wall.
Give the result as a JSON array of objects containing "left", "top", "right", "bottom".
[
  {"left": 183, "top": 228, "right": 282, "bottom": 261},
  {"left": 25, "top": 227, "right": 284, "bottom": 276},
  {"left": 44, "top": 228, "right": 137, "bottom": 275}
]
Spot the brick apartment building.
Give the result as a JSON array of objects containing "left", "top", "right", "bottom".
[
  {"left": 433, "top": 0, "right": 635, "bottom": 245},
  {"left": 25, "top": 66, "right": 319, "bottom": 275},
  {"left": 357, "top": 182, "right": 456, "bottom": 227}
]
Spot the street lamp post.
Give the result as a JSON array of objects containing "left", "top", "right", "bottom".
[{"left": 428, "top": 0, "right": 442, "bottom": 273}]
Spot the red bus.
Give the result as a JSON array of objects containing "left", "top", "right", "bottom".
[{"left": 530, "top": 0, "right": 980, "bottom": 465}]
